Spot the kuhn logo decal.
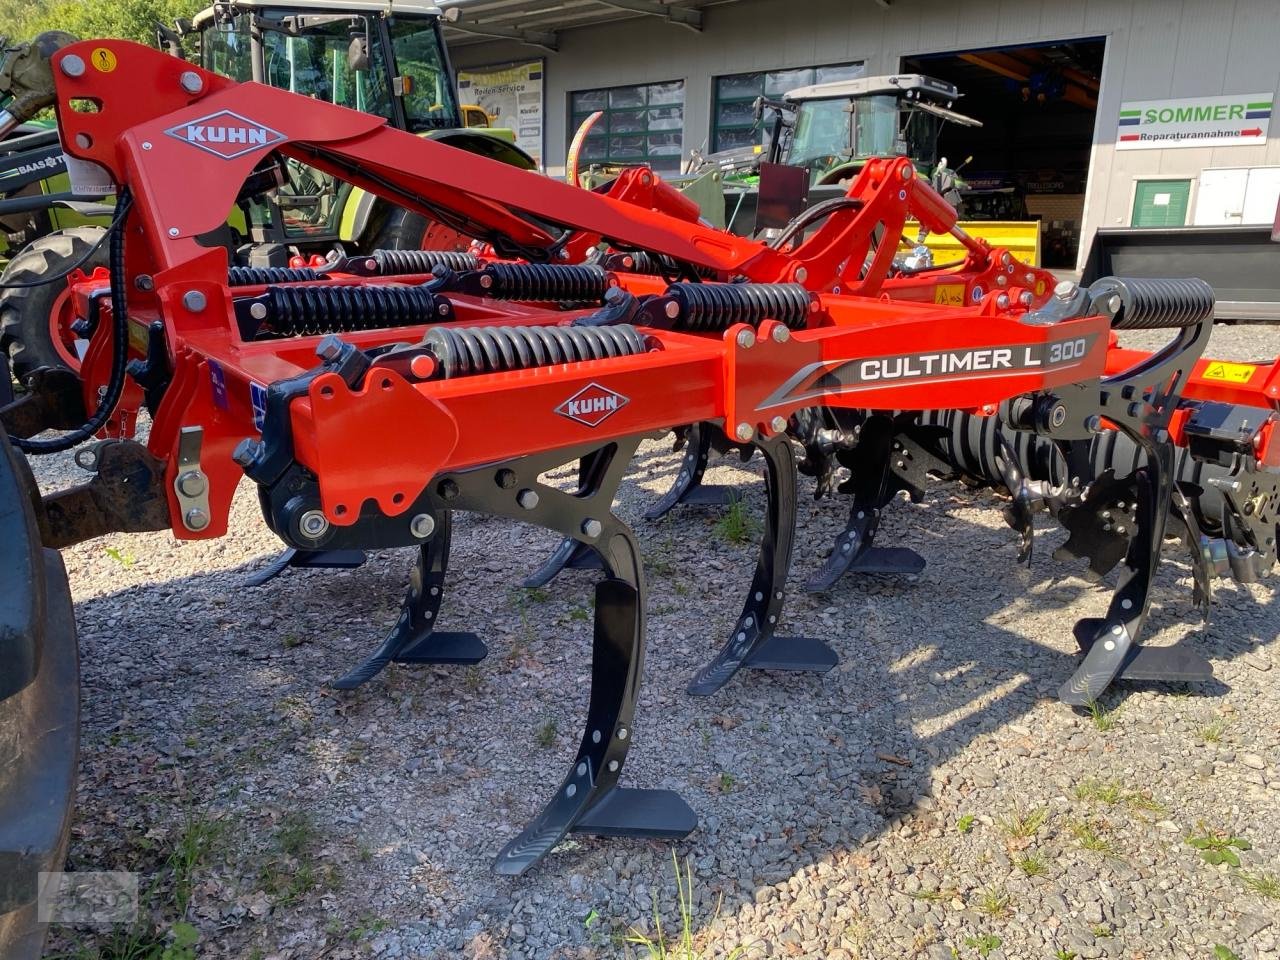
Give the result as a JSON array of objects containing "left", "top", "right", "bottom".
[
  {"left": 164, "top": 110, "right": 286, "bottom": 160},
  {"left": 555, "top": 383, "right": 628, "bottom": 427}
]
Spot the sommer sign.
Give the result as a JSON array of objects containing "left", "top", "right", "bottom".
[{"left": 1117, "top": 93, "right": 1272, "bottom": 150}]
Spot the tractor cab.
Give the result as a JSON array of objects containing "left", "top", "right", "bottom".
[
  {"left": 179, "top": 0, "right": 533, "bottom": 253},
  {"left": 769, "top": 74, "right": 982, "bottom": 187}
]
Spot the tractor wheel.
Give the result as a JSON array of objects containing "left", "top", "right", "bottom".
[
  {"left": 0, "top": 227, "right": 109, "bottom": 378},
  {"left": 363, "top": 204, "right": 468, "bottom": 253}
]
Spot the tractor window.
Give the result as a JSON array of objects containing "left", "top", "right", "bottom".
[
  {"left": 259, "top": 16, "right": 394, "bottom": 120},
  {"left": 389, "top": 19, "right": 459, "bottom": 130},
  {"left": 789, "top": 99, "right": 850, "bottom": 171},
  {"left": 200, "top": 17, "right": 254, "bottom": 82},
  {"left": 851, "top": 95, "right": 898, "bottom": 158}
]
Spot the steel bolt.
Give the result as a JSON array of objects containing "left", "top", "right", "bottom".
[
  {"left": 1019, "top": 291, "right": 1034, "bottom": 306},
  {"left": 517, "top": 488, "right": 540, "bottom": 510},
  {"left": 1048, "top": 402, "right": 1068, "bottom": 429},
  {"left": 736, "top": 328, "right": 756, "bottom": 349},
  {"left": 664, "top": 300, "right": 680, "bottom": 319},
  {"left": 177, "top": 470, "right": 207, "bottom": 498},
  {"left": 61, "top": 55, "right": 86, "bottom": 77},
  {"left": 1085, "top": 415, "right": 1103, "bottom": 433},
  {"left": 770, "top": 415, "right": 787, "bottom": 433},
  {"left": 168, "top": 228, "right": 180, "bottom": 238},
  {"left": 409, "top": 513, "right": 436, "bottom": 539},
  {"left": 298, "top": 510, "right": 330, "bottom": 540},
  {"left": 581, "top": 518, "right": 603, "bottom": 539},
  {"left": 971, "top": 287, "right": 984, "bottom": 302},
  {"left": 495, "top": 468, "right": 517, "bottom": 489},
  {"left": 183, "top": 290, "right": 207, "bottom": 312},
  {"left": 232, "top": 439, "right": 261, "bottom": 468},
  {"left": 184, "top": 508, "right": 209, "bottom": 531},
  {"left": 135, "top": 275, "right": 154, "bottom": 291},
  {"left": 249, "top": 302, "right": 268, "bottom": 320},
  {"left": 735, "top": 422, "right": 754, "bottom": 442},
  {"left": 901, "top": 164, "right": 912, "bottom": 180},
  {"left": 771, "top": 324, "right": 790, "bottom": 343},
  {"left": 316, "top": 335, "right": 344, "bottom": 362},
  {"left": 794, "top": 267, "right": 808, "bottom": 282},
  {"left": 996, "top": 274, "right": 1007, "bottom": 287},
  {"left": 1108, "top": 293, "right": 1122, "bottom": 313},
  {"left": 179, "top": 70, "right": 203, "bottom": 94},
  {"left": 1054, "top": 279, "right": 1078, "bottom": 300},
  {"left": 996, "top": 293, "right": 1010, "bottom": 309}
]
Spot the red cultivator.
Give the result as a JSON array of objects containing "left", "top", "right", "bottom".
[{"left": 2, "top": 40, "right": 1278, "bottom": 893}]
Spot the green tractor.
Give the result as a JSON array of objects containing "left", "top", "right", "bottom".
[{"left": 0, "top": 0, "right": 535, "bottom": 378}]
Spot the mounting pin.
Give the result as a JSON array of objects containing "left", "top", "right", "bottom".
[
  {"left": 736, "top": 329, "right": 756, "bottom": 349},
  {"left": 60, "top": 55, "right": 86, "bottom": 77},
  {"left": 182, "top": 290, "right": 207, "bottom": 312},
  {"left": 184, "top": 508, "right": 209, "bottom": 531},
  {"left": 770, "top": 416, "right": 787, "bottom": 433},
  {"left": 180, "top": 70, "right": 204, "bottom": 94},
  {"left": 298, "top": 510, "right": 330, "bottom": 541},
  {"left": 409, "top": 513, "right": 436, "bottom": 539},
  {"left": 177, "top": 470, "right": 207, "bottom": 498},
  {"left": 735, "top": 422, "right": 754, "bottom": 442},
  {"left": 771, "top": 325, "right": 790, "bottom": 343}
]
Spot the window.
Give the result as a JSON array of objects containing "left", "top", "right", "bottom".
[
  {"left": 569, "top": 80, "right": 685, "bottom": 172},
  {"left": 1131, "top": 179, "right": 1191, "bottom": 227},
  {"left": 711, "top": 62, "right": 864, "bottom": 152}
]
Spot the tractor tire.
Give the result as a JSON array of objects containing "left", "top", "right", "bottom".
[
  {"left": 363, "top": 206, "right": 432, "bottom": 253},
  {"left": 0, "top": 227, "right": 109, "bottom": 378},
  {"left": 0, "top": 423, "right": 81, "bottom": 960}
]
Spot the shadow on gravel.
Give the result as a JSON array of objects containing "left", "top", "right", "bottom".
[{"left": 54, "top": 452, "right": 1278, "bottom": 958}]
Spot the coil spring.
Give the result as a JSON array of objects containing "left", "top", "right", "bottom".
[
  {"left": 372, "top": 249, "right": 480, "bottom": 276},
  {"left": 610, "top": 250, "right": 718, "bottom": 279},
  {"left": 424, "top": 323, "right": 647, "bottom": 378},
  {"left": 923, "top": 410, "right": 1227, "bottom": 527},
  {"left": 665, "top": 282, "right": 813, "bottom": 332},
  {"left": 229, "top": 265, "right": 320, "bottom": 286},
  {"left": 265, "top": 284, "right": 446, "bottom": 336},
  {"left": 477, "top": 263, "right": 610, "bottom": 302},
  {"left": 1110, "top": 277, "right": 1216, "bottom": 330}
]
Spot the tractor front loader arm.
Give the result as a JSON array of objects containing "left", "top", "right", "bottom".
[{"left": 0, "top": 32, "right": 77, "bottom": 137}]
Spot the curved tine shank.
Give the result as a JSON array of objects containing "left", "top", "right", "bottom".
[
  {"left": 688, "top": 436, "right": 836, "bottom": 696},
  {"left": 330, "top": 511, "right": 485, "bottom": 690},
  {"left": 523, "top": 453, "right": 605, "bottom": 588},
  {"left": 644, "top": 422, "right": 713, "bottom": 521}
]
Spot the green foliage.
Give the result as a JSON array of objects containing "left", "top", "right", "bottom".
[
  {"left": 1186, "top": 828, "right": 1251, "bottom": 868},
  {"left": 713, "top": 494, "right": 761, "bottom": 545},
  {"left": 955, "top": 813, "right": 976, "bottom": 834},
  {"left": 962, "top": 934, "right": 1002, "bottom": 958},
  {"left": 624, "top": 853, "right": 749, "bottom": 959},
  {"left": 999, "top": 805, "right": 1049, "bottom": 840},
  {"left": 3, "top": 0, "right": 204, "bottom": 47},
  {"left": 1239, "top": 871, "right": 1280, "bottom": 899},
  {"left": 1213, "top": 947, "right": 1242, "bottom": 960}
]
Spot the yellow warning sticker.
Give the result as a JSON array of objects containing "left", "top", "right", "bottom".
[
  {"left": 91, "top": 48, "right": 117, "bottom": 73},
  {"left": 934, "top": 283, "right": 965, "bottom": 306},
  {"left": 1202, "top": 361, "right": 1257, "bottom": 384}
]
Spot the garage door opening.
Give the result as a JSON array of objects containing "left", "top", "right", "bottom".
[{"left": 903, "top": 38, "right": 1105, "bottom": 268}]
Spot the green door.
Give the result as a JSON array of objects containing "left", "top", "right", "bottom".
[{"left": 1131, "top": 179, "right": 1191, "bottom": 227}]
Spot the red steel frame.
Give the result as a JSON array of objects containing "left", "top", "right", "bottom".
[{"left": 59, "top": 40, "right": 1263, "bottom": 543}]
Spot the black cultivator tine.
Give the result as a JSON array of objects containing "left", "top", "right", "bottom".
[
  {"left": 330, "top": 511, "right": 485, "bottom": 690},
  {"left": 644, "top": 422, "right": 744, "bottom": 521},
  {"left": 425, "top": 436, "right": 693, "bottom": 876},
  {"left": 1171, "top": 486, "right": 1213, "bottom": 618},
  {"left": 804, "top": 414, "right": 927, "bottom": 593},
  {"left": 522, "top": 537, "right": 603, "bottom": 588},
  {"left": 688, "top": 435, "right": 836, "bottom": 696},
  {"left": 244, "top": 546, "right": 367, "bottom": 586}
]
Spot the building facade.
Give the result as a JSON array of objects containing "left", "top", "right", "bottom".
[{"left": 447, "top": 0, "right": 1280, "bottom": 270}]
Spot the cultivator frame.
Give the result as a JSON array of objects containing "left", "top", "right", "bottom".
[{"left": 1, "top": 40, "right": 1278, "bottom": 901}]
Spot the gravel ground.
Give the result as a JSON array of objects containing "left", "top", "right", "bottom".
[{"left": 35, "top": 323, "right": 1280, "bottom": 960}]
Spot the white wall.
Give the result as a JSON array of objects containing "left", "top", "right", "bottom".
[{"left": 449, "top": 0, "right": 1280, "bottom": 267}]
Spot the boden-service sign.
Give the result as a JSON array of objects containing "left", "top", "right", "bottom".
[{"left": 1116, "top": 93, "right": 1272, "bottom": 150}]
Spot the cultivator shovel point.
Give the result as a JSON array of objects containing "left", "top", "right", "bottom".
[{"left": 3, "top": 39, "right": 1279, "bottom": 884}]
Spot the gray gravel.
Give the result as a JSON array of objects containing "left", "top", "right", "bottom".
[{"left": 36, "top": 322, "right": 1280, "bottom": 959}]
